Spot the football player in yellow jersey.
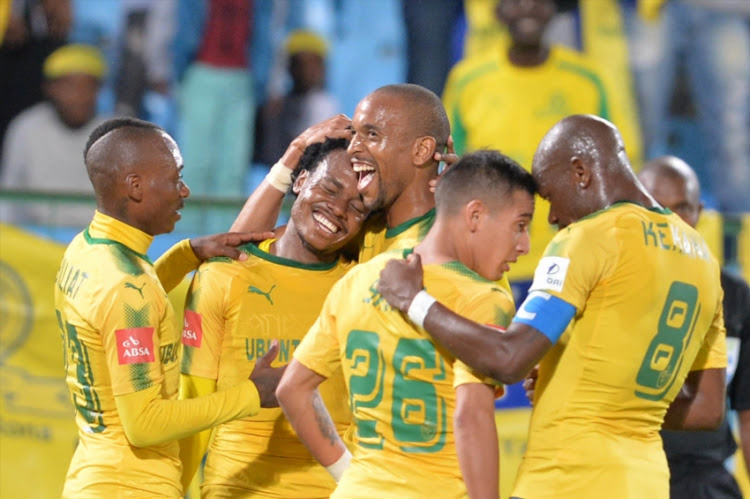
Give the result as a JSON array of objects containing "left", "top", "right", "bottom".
[
  {"left": 54, "top": 117, "right": 282, "bottom": 498},
  {"left": 230, "top": 84, "right": 514, "bottom": 295},
  {"left": 443, "top": 0, "right": 638, "bottom": 286},
  {"left": 178, "top": 137, "right": 368, "bottom": 497},
  {"left": 277, "top": 150, "right": 536, "bottom": 498},
  {"left": 377, "top": 115, "right": 727, "bottom": 499}
]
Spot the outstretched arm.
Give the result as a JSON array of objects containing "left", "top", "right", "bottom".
[
  {"left": 231, "top": 114, "right": 353, "bottom": 232},
  {"left": 662, "top": 368, "right": 725, "bottom": 431},
  {"left": 277, "top": 359, "right": 351, "bottom": 481},
  {"left": 377, "top": 254, "right": 556, "bottom": 384},
  {"left": 454, "top": 383, "right": 498, "bottom": 499}
]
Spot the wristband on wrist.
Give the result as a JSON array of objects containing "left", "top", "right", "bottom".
[
  {"left": 325, "top": 449, "right": 352, "bottom": 482},
  {"left": 407, "top": 290, "right": 437, "bottom": 329},
  {"left": 265, "top": 161, "right": 294, "bottom": 193}
]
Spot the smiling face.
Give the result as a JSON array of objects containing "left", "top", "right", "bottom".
[
  {"left": 137, "top": 132, "right": 190, "bottom": 235},
  {"left": 290, "top": 148, "right": 369, "bottom": 256},
  {"left": 348, "top": 91, "right": 416, "bottom": 211},
  {"left": 470, "top": 189, "right": 534, "bottom": 281}
]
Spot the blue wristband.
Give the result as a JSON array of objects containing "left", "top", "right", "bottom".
[{"left": 512, "top": 291, "right": 576, "bottom": 344}]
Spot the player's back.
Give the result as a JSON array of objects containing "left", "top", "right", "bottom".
[
  {"left": 54, "top": 221, "right": 182, "bottom": 498},
  {"left": 327, "top": 251, "right": 510, "bottom": 498},
  {"left": 515, "top": 203, "right": 725, "bottom": 499}
]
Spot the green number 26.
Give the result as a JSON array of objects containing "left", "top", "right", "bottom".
[
  {"left": 345, "top": 330, "right": 446, "bottom": 453},
  {"left": 635, "top": 281, "right": 699, "bottom": 401}
]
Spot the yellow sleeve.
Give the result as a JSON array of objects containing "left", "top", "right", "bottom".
[
  {"left": 115, "top": 378, "right": 259, "bottom": 448},
  {"left": 293, "top": 279, "right": 344, "bottom": 378},
  {"left": 178, "top": 374, "right": 217, "bottom": 493},
  {"left": 155, "top": 239, "right": 200, "bottom": 293},
  {"left": 691, "top": 287, "right": 728, "bottom": 371}
]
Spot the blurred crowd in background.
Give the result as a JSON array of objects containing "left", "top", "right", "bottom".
[{"left": 0, "top": 0, "right": 748, "bottom": 235}]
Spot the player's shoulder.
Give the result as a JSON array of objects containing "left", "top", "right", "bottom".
[{"left": 446, "top": 51, "right": 501, "bottom": 89}]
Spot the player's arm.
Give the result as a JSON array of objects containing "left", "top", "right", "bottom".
[
  {"left": 454, "top": 382, "right": 498, "bottom": 499},
  {"left": 276, "top": 359, "right": 351, "bottom": 482},
  {"left": 154, "top": 232, "right": 273, "bottom": 292},
  {"left": 231, "top": 114, "right": 353, "bottom": 232},
  {"left": 178, "top": 374, "right": 216, "bottom": 491},
  {"left": 378, "top": 254, "right": 572, "bottom": 384},
  {"left": 662, "top": 368, "right": 725, "bottom": 430},
  {"left": 739, "top": 409, "right": 750, "bottom": 476}
]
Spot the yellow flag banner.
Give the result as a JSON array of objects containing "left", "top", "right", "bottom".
[{"left": 0, "top": 224, "right": 75, "bottom": 498}]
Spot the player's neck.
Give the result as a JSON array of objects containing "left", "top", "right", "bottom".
[
  {"left": 270, "top": 220, "right": 338, "bottom": 265},
  {"left": 385, "top": 179, "right": 435, "bottom": 229},
  {"left": 507, "top": 43, "right": 549, "bottom": 67},
  {"left": 414, "top": 221, "right": 459, "bottom": 266}
]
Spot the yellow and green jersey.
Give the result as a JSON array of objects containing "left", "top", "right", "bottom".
[
  {"left": 359, "top": 209, "right": 512, "bottom": 299},
  {"left": 54, "top": 211, "right": 183, "bottom": 498},
  {"left": 295, "top": 251, "right": 512, "bottom": 498},
  {"left": 181, "top": 239, "right": 355, "bottom": 498},
  {"left": 443, "top": 43, "right": 617, "bottom": 281},
  {"left": 512, "top": 202, "right": 726, "bottom": 499}
]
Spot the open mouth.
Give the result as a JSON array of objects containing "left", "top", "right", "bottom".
[
  {"left": 353, "top": 161, "right": 376, "bottom": 192},
  {"left": 313, "top": 212, "right": 340, "bottom": 234}
]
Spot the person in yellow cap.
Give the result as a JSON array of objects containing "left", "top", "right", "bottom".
[
  {"left": 255, "top": 30, "right": 339, "bottom": 167},
  {"left": 0, "top": 44, "right": 108, "bottom": 227}
]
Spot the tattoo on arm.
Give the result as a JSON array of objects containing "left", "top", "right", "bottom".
[{"left": 312, "top": 389, "right": 339, "bottom": 445}]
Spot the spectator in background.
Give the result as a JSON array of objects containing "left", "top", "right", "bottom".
[
  {"left": 254, "top": 29, "right": 338, "bottom": 167},
  {"left": 626, "top": 0, "right": 750, "bottom": 213},
  {"left": 639, "top": 155, "right": 750, "bottom": 499},
  {"left": 176, "top": 0, "right": 255, "bottom": 233},
  {"left": 0, "top": 43, "right": 108, "bottom": 227},
  {"left": 442, "top": 0, "right": 633, "bottom": 299}
]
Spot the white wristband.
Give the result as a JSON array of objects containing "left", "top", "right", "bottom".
[
  {"left": 265, "top": 161, "right": 294, "bottom": 193},
  {"left": 407, "top": 290, "right": 437, "bottom": 329},
  {"left": 325, "top": 449, "right": 352, "bottom": 482}
]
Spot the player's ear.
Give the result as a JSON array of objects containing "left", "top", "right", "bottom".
[
  {"left": 464, "top": 199, "right": 485, "bottom": 232},
  {"left": 570, "top": 156, "right": 591, "bottom": 189},
  {"left": 292, "top": 170, "right": 309, "bottom": 195},
  {"left": 412, "top": 136, "right": 437, "bottom": 167},
  {"left": 126, "top": 173, "right": 143, "bottom": 202}
]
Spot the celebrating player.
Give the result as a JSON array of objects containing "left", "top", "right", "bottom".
[
  {"left": 377, "top": 115, "right": 727, "bottom": 498},
  {"left": 178, "top": 137, "right": 368, "bottom": 497},
  {"left": 277, "top": 150, "right": 535, "bottom": 498}
]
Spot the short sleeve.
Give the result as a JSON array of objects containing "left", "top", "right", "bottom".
[
  {"left": 99, "top": 275, "right": 166, "bottom": 396},
  {"left": 293, "top": 279, "right": 344, "bottom": 378},
  {"left": 180, "top": 263, "right": 229, "bottom": 380},
  {"left": 690, "top": 289, "right": 728, "bottom": 372}
]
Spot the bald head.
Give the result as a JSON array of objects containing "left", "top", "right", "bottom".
[
  {"left": 638, "top": 156, "right": 702, "bottom": 227},
  {"left": 373, "top": 83, "right": 450, "bottom": 151},
  {"left": 532, "top": 114, "right": 653, "bottom": 228}
]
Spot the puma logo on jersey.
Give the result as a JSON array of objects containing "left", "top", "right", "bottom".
[
  {"left": 125, "top": 282, "right": 146, "bottom": 298},
  {"left": 248, "top": 284, "right": 276, "bottom": 305}
]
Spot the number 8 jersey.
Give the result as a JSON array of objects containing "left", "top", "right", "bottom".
[
  {"left": 294, "top": 250, "right": 512, "bottom": 499},
  {"left": 512, "top": 202, "right": 727, "bottom": 499}
]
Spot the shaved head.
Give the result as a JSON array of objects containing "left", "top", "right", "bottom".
[
  {"left": 638, "top": 156, "right": 703, "bottom": 227},
  {"left": 531, "top": 114, "right": 654, "bottom": 228}
]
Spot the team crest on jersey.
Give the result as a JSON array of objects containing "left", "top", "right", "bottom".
[
  {"left": 530, "top": 256, "right": 570, "bottom": 293},
  {"left": 115, "top": 327, "right": 155, "bottom": 364},
  {"left": 182, "top": 310, "right": 203, "bottom": 347}
]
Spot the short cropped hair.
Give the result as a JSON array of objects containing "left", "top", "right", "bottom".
[
  {"left": 435, "top": 150, "right": 537, "bottom": 215},
  {"left": 375, "top": 83, "right": 450, "bottom": 151},
  {"left": 291, "top": 137, "right": 350, "bottom": 187},
  {"left": 84, "top": 117, "right": 163, "bottom": 159}
]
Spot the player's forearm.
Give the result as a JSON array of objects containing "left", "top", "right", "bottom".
[
  {"left": 230, "top": 181, "right": 286, "bottom": 232},
  {"left": 178, "top": 374, "right": 217, "bottom": 491},
  {"left": 277, "top": 384, "right": 346, "bottom": 467},
  {"left": 663, "top": 368, "right": 725, "bottom": 430},
  {"left": 116, "top": 380, "right": 260, "bottom": 447},
  {"left": 739, "top": 409, "right": 750, "bottom": 476},
  {"left": 154, "top": 239, "right": 200, "bottom": 292},
  {"left": 454, "top": 384, "right": 499, "bottom": 499},
  {"left": 422, "top": 302, "right": 547, "bottom": 384}
]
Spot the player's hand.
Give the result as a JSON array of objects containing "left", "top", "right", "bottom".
[
  {"left": 377, "top": 253, "right": 425, "bottom": 313},
  {"left": 430, "top": 136, "right": 458, "bottom": 193},
  {"left": 279, "top": 114, "right": 353, "bottom": 170},
  {"left": 189, "top": 232, "right": 275, "bottom": 262},
  {"left": 523, "top": 365, "right": 539, "bottom": 406},
  {"left": 249, "top": 339, "right": 287, "bottom": 408}
]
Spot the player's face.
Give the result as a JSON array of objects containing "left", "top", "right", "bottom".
[
  {"left": 471, "top": 189, "right": 534, "bottom": 281},
  {"left": 533, "top": 158, "right": 579, "bottom": 230},
  {"left": 348, "top": 92, "right": 415, "bottom": 211},
  {"left": 292, "top": 149, "right": 369, "bottom": 254},
  {"left": 645, "top": 176, "right": 701, "bottom": 228},
  {"left": 140, "top": 132, "right": 190, "bottom": 235},
  {"left": 497, "top": 0, "right": 555, "bottom": 46}
]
